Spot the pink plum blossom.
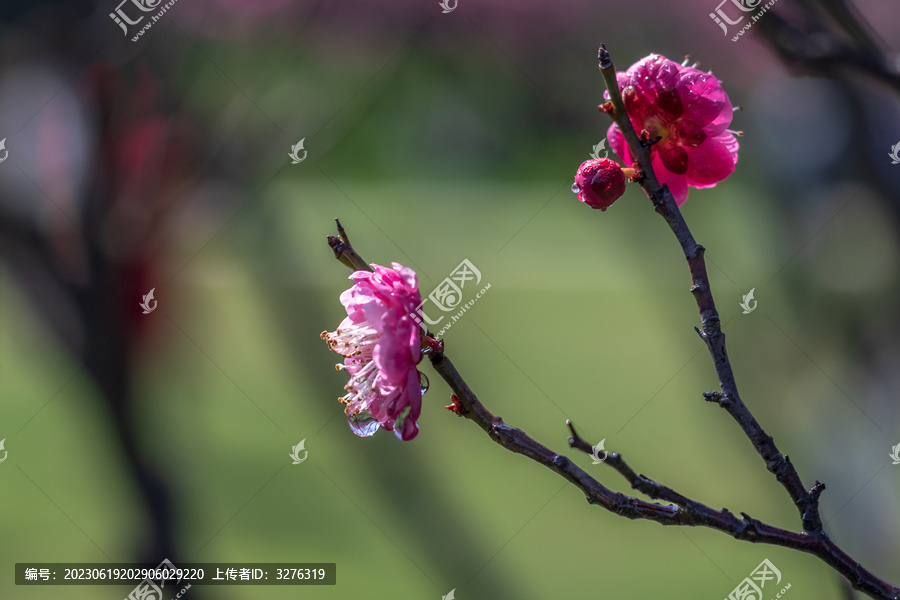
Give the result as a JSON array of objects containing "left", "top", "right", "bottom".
[
  {"left": 606, "top": 54, "right": 739, "bottom": 205},
  {"left": 321, "top": 262, "right": 425, "bottom": 441}
]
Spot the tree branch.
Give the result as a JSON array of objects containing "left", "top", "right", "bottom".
[
  {"left": 324, "top": 216, "right": 899, "bottom": 599},
  {"left": 321, "top": 43, "right": 900, "bottom": 597},
  {"left": 597, "top": 43, "right": 826, "bottom": 533},
  {"left": 758, "top": 7, "right": 900, "bottom": 96},
  {"left": 427, "top": 347, "right": 899, "bottom": 599}
]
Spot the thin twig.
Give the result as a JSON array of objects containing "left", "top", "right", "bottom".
[{"left": 327, "top": 218, "right": 373, "bottom": 272}]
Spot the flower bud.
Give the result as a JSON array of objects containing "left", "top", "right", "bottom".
[{"left": 572, "top": 158, "right": 627, "bottom": 211}]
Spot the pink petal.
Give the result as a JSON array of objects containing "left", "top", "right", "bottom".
[
  {"left": 652, "top": 154, "right": 689, "bottom": 206},
  {"left": 684, "top": 134, "right": 738, "bottom": 187},
  {"left": 676, "top": 72, "right": 731, "bottom": 128},
  {"left": 607, "top": 124, "right": 634, "bottom": 165}
]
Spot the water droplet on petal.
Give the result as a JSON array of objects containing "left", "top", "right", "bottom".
[
  {"left": 348, "top": 410, "right": 380, "bottom": 437},
  {"left": 419, "top": 371, "right": 430, "bottom": 395},
  {"left": 571, "top": 182, "right": 581, "bottom": 194},
  {"left": 394, "top": 406, "right": 412, "bottom": 433}
]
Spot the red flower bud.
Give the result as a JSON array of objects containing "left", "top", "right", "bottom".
[{"left": 572, "top": 158, "right": 627, "bottom": 211}]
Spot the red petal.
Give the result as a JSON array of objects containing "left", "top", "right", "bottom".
[
  {"left": 675, "top": 119, "right": 707, "bottom": 148},
  {"left": 659, "top": 142, "right": 688, "bottom": 174},
  {"left": 657, "top": 88, "right": 683, "bottom": 119}
]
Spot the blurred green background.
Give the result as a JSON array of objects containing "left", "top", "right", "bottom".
[{"left": 1, "top": 1, "right": 900, "bottom": 599}]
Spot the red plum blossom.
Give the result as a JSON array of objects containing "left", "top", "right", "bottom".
[{"left": 606, "top": 54, "right": 739, "bottom": 205}]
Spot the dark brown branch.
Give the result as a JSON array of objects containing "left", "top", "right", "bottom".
[
  {"left": 598, "top": 43, "right": 824, "bottom": 531},
  {"left": 431, "top": 351, "right": 734, "bottom": 527},
  {"left": 427, "top": 350, "right": 898, "bottom": 599},
  {"left": 567, "top": 420, "right": 706, "bottom": 514},
  {"left": 565, "top": 420, "right": 897, "bottom": 599},
  {"left": 596, "top": 44, "right": 898, "bottom": 599}
]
